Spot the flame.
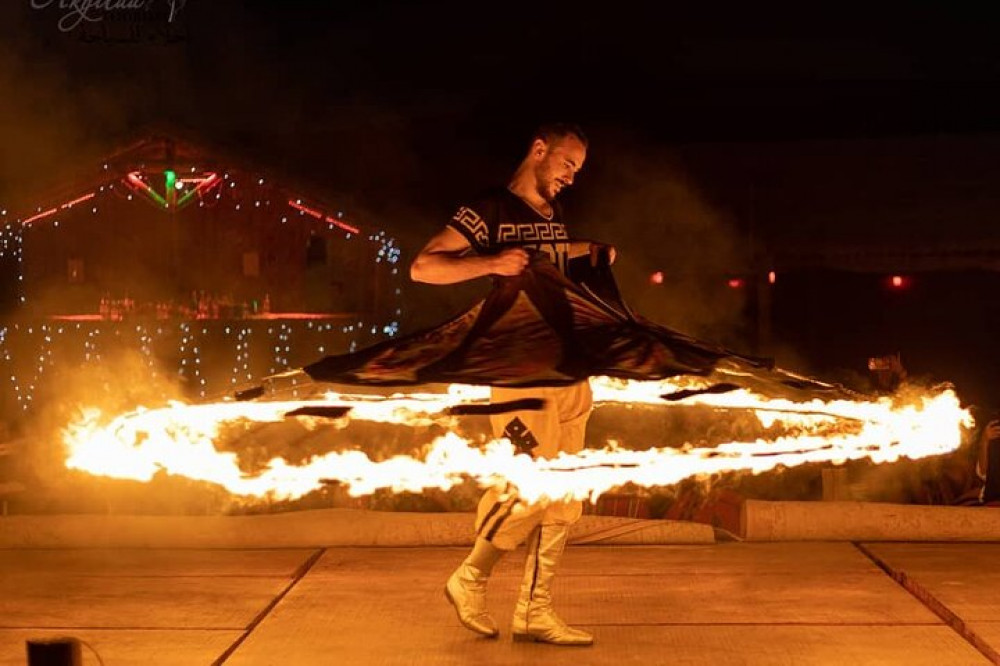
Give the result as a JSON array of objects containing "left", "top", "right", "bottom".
[{"left": 62, "top": 378, "right": 972, "bottom": 503}]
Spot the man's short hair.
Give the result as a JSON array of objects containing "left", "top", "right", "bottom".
[{"left": 531, "top": 123, "right": 588, "bottom": 149}]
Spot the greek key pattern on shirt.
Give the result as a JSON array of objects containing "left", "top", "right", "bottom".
[
  {"left": 497, "top": 222, "right": 569, "bottom": 242},
  {"left": 452, "top": 207, "right": 490, "bottom": 247}
]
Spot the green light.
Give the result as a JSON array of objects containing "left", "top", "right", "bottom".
[{"left": 164, "top": 169, "right": 176, "bottom": 192}]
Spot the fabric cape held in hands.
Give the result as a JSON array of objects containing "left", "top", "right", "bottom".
[{"left": 302, "top": 253, "right": 843, "bottom": 401}]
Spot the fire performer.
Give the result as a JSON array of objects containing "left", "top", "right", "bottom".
[{"left": 411, "top": 123, "right": 612, "bottom": 646}]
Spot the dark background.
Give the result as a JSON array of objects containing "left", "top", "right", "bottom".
[{"left": 3, "top": 1, "right": 1000, "bottom": 405}]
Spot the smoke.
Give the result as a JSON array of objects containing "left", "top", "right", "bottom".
[
  {"left": 573, "top": 128, "right": 753, "bottom": 349},
  {"left": 12, "top": 347, "right": 214, "bottom": 514},
  {"left": 391, "top": 125, "right": 760, "bottom": 341},
  {"left": 0, "top": 3, "right": 196, "bottom": 205},
  {"left": 0, "top": 40, "right": 96, "bottom": 202}
]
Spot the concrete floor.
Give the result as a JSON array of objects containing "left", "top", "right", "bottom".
[{"left": 2, "top": 543, "right": 997, "bottom": 665}]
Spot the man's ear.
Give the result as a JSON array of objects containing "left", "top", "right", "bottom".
[{"left": 530, "top": 138, "right": 547, "bottom": 159}]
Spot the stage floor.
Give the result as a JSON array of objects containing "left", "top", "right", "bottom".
[{"left": 2, "top": 543, "right": 996, "bottom": 664}]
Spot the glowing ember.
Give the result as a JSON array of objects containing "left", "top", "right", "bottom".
[{"left": 62, "top": 378, "right": 972, "bottom": 502}]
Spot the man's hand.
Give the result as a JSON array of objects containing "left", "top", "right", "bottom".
[
  {"left": 490, "top": 247, "right": 530, "bottom": 276},
  {"left": 589, "top": 242, "right": 617, "bottom": 267},
  {"left": 978, "top": 418, "right": 1000, "bottom": 481},
  {"left": 982, "top": 420, "right": 1000, "bottom": 445}
]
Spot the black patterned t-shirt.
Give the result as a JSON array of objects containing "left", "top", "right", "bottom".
[{"left": 447, "top": 187, "right": 571, "bottom": 276}]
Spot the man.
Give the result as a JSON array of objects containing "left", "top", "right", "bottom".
[{"left": 410, "top": 123, "right": 613, "bottom": 646}]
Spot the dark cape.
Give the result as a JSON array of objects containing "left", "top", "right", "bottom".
[{"left": 303, "top": 254, "right": 845, "bottom": 401}]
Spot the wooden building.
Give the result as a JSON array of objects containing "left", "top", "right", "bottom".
[{"left": 0, "top": 134, "right": 403, "bottom": 409}]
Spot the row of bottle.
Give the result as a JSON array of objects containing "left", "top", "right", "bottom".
[{"left": 96, "top": 293, "right": 271, "bottom": 320}]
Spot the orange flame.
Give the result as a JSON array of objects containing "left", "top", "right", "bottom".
[{"left": 62, "top": 378, "right": 972, "bottom": 503}]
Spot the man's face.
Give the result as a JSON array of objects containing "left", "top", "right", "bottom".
[{"left": 533, "top": 135, "right": 587, "bottom": 202}]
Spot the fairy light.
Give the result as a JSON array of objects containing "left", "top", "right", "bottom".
[{"left": 0, "top": 162, "right": 403, "bottom": 412}]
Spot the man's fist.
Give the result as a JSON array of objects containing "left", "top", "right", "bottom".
[
  {"left": 490, "top": 247, "right": 529, "bottom": 276},
  {"left": 589, "top": 243, "right": 617, "bottom": 267},
  {"left": 984, "top": 420, "right": 1000, "bottom": 444}
]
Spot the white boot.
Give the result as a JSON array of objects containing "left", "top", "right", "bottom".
[
  {"left": 511, "top": 525, "right": 593, "bottom": 646},
  {"left": 445, "top": 537, "right": 504, "bottom": 638}
]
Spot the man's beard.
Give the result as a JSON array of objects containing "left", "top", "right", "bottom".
[
  {"left": 535, "top": 167, "right": 559, "bottom": 202},
  {"left": 535, "top": 182, "right": 555, "bottom": 202}
]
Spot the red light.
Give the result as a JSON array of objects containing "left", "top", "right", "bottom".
[
  {"left": 727, "top": 278, "right": 744, "bottom": 289},
  {"left": 288, "top": 199, "right": 323, "bottom": 219},
  {"left": 324, "top": 215, "right": 360, "bottom": 235},
  {"left": 768, "top": 270, "right": 776, "bottom": 285},
  {"left": 60, "top": 192, "right": 95, "bottom": 210},
  {"left": 650, "top": 271, "right": 664, "bottom": 285},
  {"left": 889, "top": 275, "right": 907, "bottom": 289},
  {"left": 22, "top": 207, "right": 57, "bottom": 226},
  {"left": 289, "top": 200, "right": 361, "bottom": 234}
]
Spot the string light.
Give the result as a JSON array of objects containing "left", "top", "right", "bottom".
[
  {"left": 0, "top": 313, "right": 394, "bottom": 407},
  {"left": 0, "top": 162, "right": 404, "bottom": 412}
]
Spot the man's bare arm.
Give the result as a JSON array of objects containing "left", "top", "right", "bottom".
[{"left": 410, "top": 226, "right": 528, "bottom": 285}]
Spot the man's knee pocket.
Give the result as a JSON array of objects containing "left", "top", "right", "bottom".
[{"left": 543, "top": 499, "right": 583, "bottom": 525}]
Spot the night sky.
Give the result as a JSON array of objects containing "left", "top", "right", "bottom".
[
  {"left": 3, "top": 1, "right": 1000, "bottom": 403},
  {"left": 4, "top": 3, "right": 1000, "bottom": 204}
]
